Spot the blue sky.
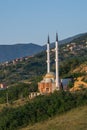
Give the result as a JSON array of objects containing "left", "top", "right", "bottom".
[{"left": 0, "top": 0, "right": 87, "bottom": 45}]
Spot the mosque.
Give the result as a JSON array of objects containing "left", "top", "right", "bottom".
[
  {"left": 29, "top": 33, "right": 73, "bottom": 98},
  {"left": 38, "top": 33, "right": 60, "bottom": 94}
]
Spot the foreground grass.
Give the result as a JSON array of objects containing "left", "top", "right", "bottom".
[{"left": 21, "top": 105, "right": 87, "bottom": 130}]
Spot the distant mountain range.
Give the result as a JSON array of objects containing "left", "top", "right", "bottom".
[
  {"left": 0, "top": 43, "right": 43, "bottom": 62},
  {"left": 0, "top": 33, "right": 86, "bottom": 63}
]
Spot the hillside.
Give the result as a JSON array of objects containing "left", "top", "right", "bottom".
[
  {"left": 67, "top": 61, "right": 87, "bottom": 91},
  {"left": 43, "top": 32, "right": 86, "bottom": 49},
  {"left": 0, "top": 33, "right": 86, "bottom": 63},
  {"left": 20, "top": 105, "right": 87, "bottom": 130},
  {"left": 0, "top": 33, "right": 87, "bottom": 85},
  {"left": 0, "top": 33, "right": 87, "bottom": 130}
]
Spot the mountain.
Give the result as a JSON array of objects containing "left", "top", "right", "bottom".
[
  {"left": 59, "top": 33, "right": 87, "bottom": 44},
  {"left": 43, "top": 32, "right": 87, "bottom": 49},
  {"left": 0, "top": 43, "right": 43, "bottom": 62},
  {"left": 0, "top": 32, "right": 87, "bottom": 63}
]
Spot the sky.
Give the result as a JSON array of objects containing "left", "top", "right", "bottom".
[{"left": 0, "top": 0, "right": 87, "bottom": 45}]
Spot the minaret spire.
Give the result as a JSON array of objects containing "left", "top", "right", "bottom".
[
  {"left": 56, "top": 32, "right": 58, "bottom": 42},
  {"left": 48, "top": 34, "right": 50, "bottom": 44},
  {"left": 47, "top": 35, "right": 50, "bottom": 73},
  {"left": 55, "top": 33, "right": 60, "bottom": 89}
]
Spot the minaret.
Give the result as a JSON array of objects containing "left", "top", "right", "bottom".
[
  {"left": 55, "top": 33, "right": 60, "bottom": 89},
  {"left": 47, "top": 35, "right": 50, "bottom": 73}
]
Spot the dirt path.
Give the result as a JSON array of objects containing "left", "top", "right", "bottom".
[{"left": 70, "top": 77, "right": 87, "bottom": 91}]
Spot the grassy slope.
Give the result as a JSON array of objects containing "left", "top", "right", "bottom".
[{"left": 20, "top": 105, "right": 87, "bottom": 130}]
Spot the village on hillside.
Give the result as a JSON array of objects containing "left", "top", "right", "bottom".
[{"left": 0, "top": 34, "right": 87, "bottom": 99}]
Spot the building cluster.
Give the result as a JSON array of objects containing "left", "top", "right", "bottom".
[
  {"left": 63, "top": 41, "right": 87, "bottom": 52},
  {"left": 0, "top": 56, "right": 33, "bottom": 67}
]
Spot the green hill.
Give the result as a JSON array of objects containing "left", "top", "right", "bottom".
[
  {"left": 0, "top": 33, "right": 87, "bottom": 85},
  {"left": 0, "top": 33, "right": 87, "bottom": 104}
]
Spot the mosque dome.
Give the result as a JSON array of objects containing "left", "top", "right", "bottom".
[{"left": 44, "top": 72, "right": 55, "bottom": 79}]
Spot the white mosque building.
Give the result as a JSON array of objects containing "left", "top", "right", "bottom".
[{"left": 38, "top": 33, "right": 60, "bottom": 94}]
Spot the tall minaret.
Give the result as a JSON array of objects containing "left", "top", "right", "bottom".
[
  {"left": 47, "top": 35, "right": 50, "bottom": 73},
  {"left": 55, "top": 33, "right": 60, "bottom": 90}
]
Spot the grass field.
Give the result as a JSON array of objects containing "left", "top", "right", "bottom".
[{"left": 20, "top": 105, "right": 87, "bottom": 130}]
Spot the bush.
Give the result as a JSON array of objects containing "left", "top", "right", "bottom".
[{"left": 0, "top": 90, "right": 87, "bottom": 130}]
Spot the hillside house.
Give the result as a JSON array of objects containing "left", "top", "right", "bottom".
[{"left": 0, "top": 83, "right": 7, "bottom": 90}]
